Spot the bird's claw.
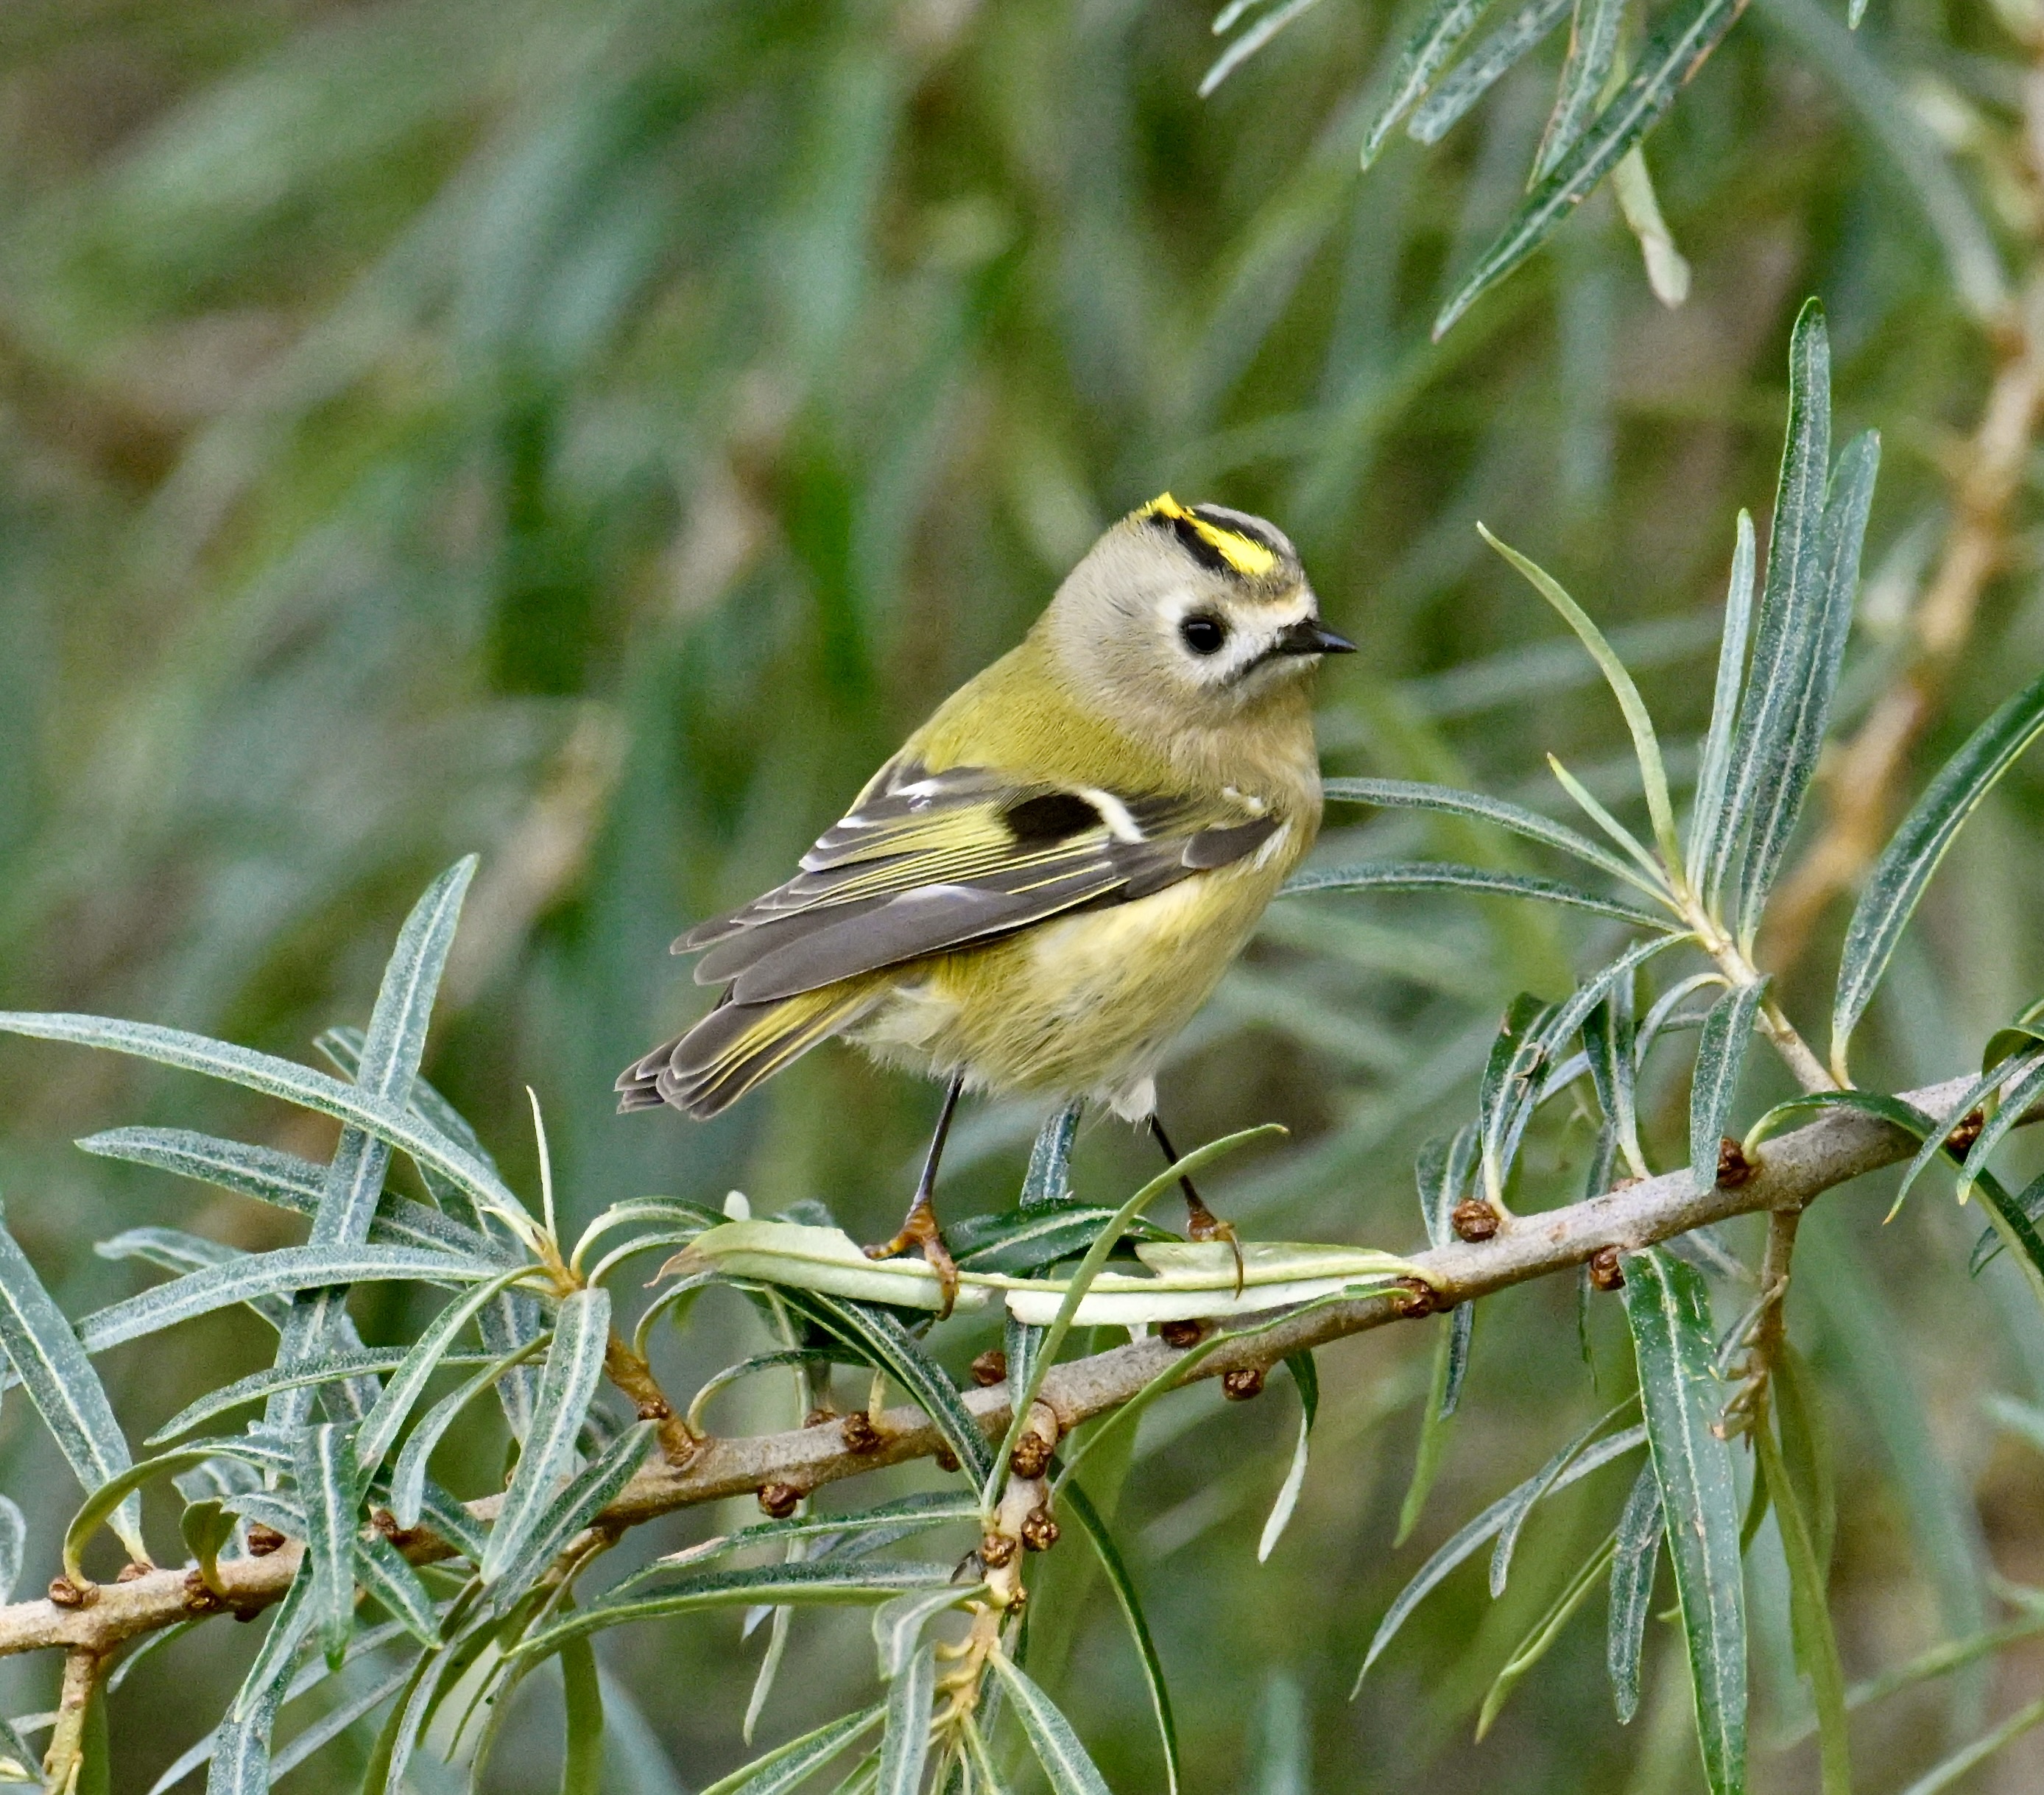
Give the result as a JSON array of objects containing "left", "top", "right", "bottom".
[{"left": 865, "top": 1205, "right": 960, "bottom": 1319}]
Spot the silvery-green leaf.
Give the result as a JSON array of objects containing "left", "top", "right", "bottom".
[
  {"left": 1685, "top": 510, "right": 1758, "bottom": 893},
  {"left": 1199, "top": 0, "right": 1334, "bottom": 96},
  {"left": 0, "top": 1496, "right": 22, "bottom": 1605},
  {"left": 518, "top": 1562, "right": 960, "bottom": 1660},
  {"left": 1708, "top": 298, "right": 1829, "bottom": 916},
  {"left": 873, "top": 1585, "right": 982, "bottom": 1682},
  {"left": 1021, "top": 1103, "right": 1082, "bottom": 1210},
  {"left": 785, "top": 1290, "right": 995, "bottom": 1489},
  {"left": 482, "top": 1285, "right": 611, "bottom": 1584},
  {"left": 652, "top": 1494, "right": 980, "bottom": 1581},
  {"left": 989, "top": 1654, "right": 1113, "bottom": 1795},
  {"left": 694, "top": 1704, "right": 887, "bottom": 1795},
  {"left": 94, "top": 1227, "right": 287, "bottom": 1328},
  {"left": 270, "top": 860, "right": 475, "bottom": 1428},
  {"left": 265, "top": 1659, "right": 415, "bottom": 1782},
  {"left": 1283, "top": 860, "right": 1667, "bottom": 928},
  {"left": 484, "top": 1420, "right": 657, "bottom": 1612},
  {"left": 148, "top": 1347, "right": 490, "bottom": 1445},
  {"left": 1433, "top": 0, "right": 1744, "bottom": 336},
  {"left": 1358, "top": 0, "right": 1495, "bottom": 167},
  {"left": 1259, "top": 1351, "right": 1318, "bottom": 1563},
  {"left": 229, "top": 1564, "right": 317, "bottom": 1724},
  {"left": 1060, "top": 1478, "right": 1180, "bottom": 1794},
  {"left": 1688, "top": 979, "right": 1769, "bottom": 1195},
  {"left": 1584, "top": 978, "right": 1646, "bottom": 1177},
  {"left": 0, "top": 1199, "right": 146, "bottom": 1562},
  {"left": 66, "top": 1444, "right": 246, "bottom": 1581},
  {"left": 1491, "top": 1402, "right": 1635, "bottom": 1597},
  {"left": 75, "top": 1128, "right": 498, "bottom": 1262},
  {"left": 1734, "top": 428, "right": 1879, "bottom": 943},
  {"left": 0, "top": 1715, "right": 38, "bottom": 1783},
  {"left": 1622, "top": 1249, "right": 1745, "bottom": 1795},
  {"left": 402, "top": 1475, "right": 490, "bottom": 1565},
  {"left": 1353, "top": 1424, "right": 1647, "bottom": 1690},
  {"left": 294, "top": 1423, "right": 361, "bottom": 1669},
  {"left": 875, "top": 1643, "right": 935, "bottom": 1795},
  {"left": 1323, "top": 777, "right": 1656, "bottom": 892},
  {"left": 181, "top": 1499, "right": 235, "bottom": 1597},
  {"left": 1607, "top": 1463, "right": 1664, "bottom": 1724},
  {"left": 1534, "top": 0, "right": 1626, "bottom": 175},
  {"left": 354, "top": 1263, "right": 543, "bottom": 1478},
  {"left": 353, "top": 1533, "right": 441, "bottom": 1648},
  {"left": 0, "top": 1011, "right": 529, "bottom": 1238},
  {"left": 387, "top": 1336, "right": 551, "bottom": 1530},
  {"left": 1479, "top": 994, "right": 1554, "bottom": 1207},
  {"left": 1406, "top": 0, "right": 1572, "bottom": 144},
  {"left": 1832, "top": 666, "right": 2044, "bottom": 1076},
  {"left": 60, "top": 1244, "right": 492, "bottom": 1365},
  {"left": 1479, "top": 528, "right": 1682, "bottom": 870}
]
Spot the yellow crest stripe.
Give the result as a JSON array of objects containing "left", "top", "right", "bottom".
[{"left": 1138, "top": 493, "right": 1280, "bottom": 579}]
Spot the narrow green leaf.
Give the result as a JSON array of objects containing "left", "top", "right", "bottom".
[
  {"left": 1833, "top": 668, "right": 2044, "bottom": 1076},
  {"left": 76, "top": 1128, "right": 498, "bottom": 1263},
  {"left": 876, "top": 1644, "right": 936, "bottom": 1795},
  {"left": 1739, "top": 1087, "right": 1931, "bottom": 1160},
  {"left": 0, "top": 1715, "right": 38, "bottom": 1784},
  {"left": 989, "top": 1655, "right": 1113, "bottom": 1795},
  {"left": 148, "top": 1347, "right": 490, "bottom": 1445},
  {"left": 1061, "top": 1477, "right": 1182, "bottom": 1795},
  {"left": 356, "top": 1264, "right": 543, "bottom": 1478},
  {"left": 1021, "top": 1103, "right": 1082, "bottom": 1211},
  {"left": 62, "top": 1244, "right": 490, "bottom": 1366},
  {"left": 266, "top": 1660, "right": 416, "bottom": 1783},
  {"left": 1258, "top": 1352, "right": 1319, "bottom": 1562},
  {"left": 1685, "top": 510, "right": 1758, "bottom": 892},
  {"left": 1710, "top": 299, "right": 1830, "bottom": 916},
  {"left": 1892, "top": 1693, "right": 2044, "bottom": 1795},
  {"left": 951, "top": 1207, "right": 1174, "bottom": 1277},
  {"left": 1354, "top": 1424, "right": 1648, "bottom": 1690},
  {"left": 789, "top": 1291, "right": 995, "bottom": 1492},
  {"left": 1546, "top": 753, "right": 1668, "bottom": 886},
  {"left": 519, "top": 1563, "right": 960, "bottom": 1659},
  {"left": 353, "top": 1532, "right": 442, "bottom": 1648},
  {"left": 1479, "top": 526, "right": 1681, "bottom": 870},
  {"left": 1621, "top": 1249, "right": 1745, "bottom": 1795},
  {"left": 656, "top": 1495, "right": 982, "bottom": 1581},
  {"left": 1433, "top": 0, "right": 1743, "bottom": 336},
  {"left": 1199, "top": 0, "right": 1333, "bottom": 96},
  {"left": 1585, "top": 978, "right": 1646, "bottom": 1177},
  {"left": 1973, "top": 1171, "right": 2044, "bottom": 1277},
  {"left": 1407, "top": 0, "right": 1572, "bottom": 144},
  {"left": 985, "top": 1125, "right": 1286, "bottom": 1506},
  {"left": 483, "top": 1286, "right": 611, "bottom": 1584},
  {"left": 1534, "top": 0, "right": 1626, "bottom": 175},
  {"left": 561, "top": 1632, "right": 606, "bottom": 1795},
  {"left": 1359, "top": 0, "right": 1495, "bottom": 166},
  {"left": 65, "top": 1445, "right": 249, "bottom": 1579},
  {"left": 873, "top": 1585, "right": 982, "bottom": 1682},
  {"left": 1492, "top": 1402, "right": 1636, "bottom": 1596},
  {"left": 388, "top": 1334, "right": 552, "bottom": 1530},
  {"left": 1953, "top": 1051, "right": 2044, "bottom": 1205},
  {"left": 0, "top": 1201, "right": 146, "bottom": 1562},
  {"left": 1477, "top": 1531, "right": 1618, "bottom": 1738},
  {"left": 1480, "top": 993, "right": 1554, "bottom": 1207},
  {"left": 485, "top": 1422, "right": 658, "bottom": 1613},
  {"left": 94, "top": 1227, "right": 289, "bottom": 1330},
  {"left": 1284, "top": 859, "right": 1670, "bottom": 928},
  {"left": 1688, "top": 980, "right": 1768, "bottom": 1194},
  {"left": 0, "top": 1496, "right": 23, "bottom": 1604},
  {"left": 1607, "top": 1463, "right": 1664, "bottom": 1724},
  {"left": 1736, "top": 429, "right": 1880, "bottom": 945},
  {"left": 1755, "top": 1418, "right": 1850, "bottom": 1794},
  {"left": 1397, "top": 1310, "right": 1463, "bottom": 1545},
  {"left": 1324, "top": 779, "right": 1659, "bottom": 892},
  {"left": 295, "top": 1423, "right": 361, "bottom": 1669},
  {"left": 1891, "top": 1068, "right": 2023, "bottom": 1213},
  {"left": 0, "top": 1012, "right": 532, "bottom": 1241},
  {"left": 695, "top": 1704, "right": 887, "bottom": 1795},
  {"left": 230, "top": 1565, "right": 317, "bottom": 1723}
]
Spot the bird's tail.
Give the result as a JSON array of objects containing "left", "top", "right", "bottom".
[{"left": 616, "top": 983, "right": 875, "bottom": 1118}]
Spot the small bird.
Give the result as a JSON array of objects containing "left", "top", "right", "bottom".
[{"left": 619, "top": 495, "right": 1353, "bottom": 1308}]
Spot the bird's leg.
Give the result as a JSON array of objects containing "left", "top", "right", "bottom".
[
  {"left": 1149, "top": 1115, "right": 1243, "bottom": 1297},
  {"left": 866, "top": 1073, "right": 965, "bottom": 1317}
]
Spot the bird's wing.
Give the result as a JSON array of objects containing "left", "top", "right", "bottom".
[{"left": 675, "top": 761, "right": 1281, "bottom": 1004}]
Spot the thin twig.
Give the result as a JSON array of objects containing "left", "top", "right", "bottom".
[{"left": 0, "top": 1066, "right": 2019, "bottom": 1665}]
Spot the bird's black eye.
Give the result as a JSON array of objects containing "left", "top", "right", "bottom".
[{"left": 1179, "top": 614, "right": 1228, "bottom": 656}]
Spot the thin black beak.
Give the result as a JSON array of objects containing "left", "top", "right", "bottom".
[{"left": 1272, "top": 618, "right": 1356, "bottom": 656}]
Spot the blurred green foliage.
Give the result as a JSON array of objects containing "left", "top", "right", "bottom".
[{"left": 4, "top": 0, "right": 2044, "bottom": 1789}]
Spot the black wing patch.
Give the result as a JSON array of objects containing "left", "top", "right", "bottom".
[{"left": 671, "top": 763, "right": 1279, "bottom": 1005}]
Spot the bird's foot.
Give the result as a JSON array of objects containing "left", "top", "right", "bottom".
[
  {"left": 1185, "top": 1201, "right": 1244, "bottom": 1299},
  {"left": 865, "top": 1202, "right": 960, "bottom": 1319}
]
